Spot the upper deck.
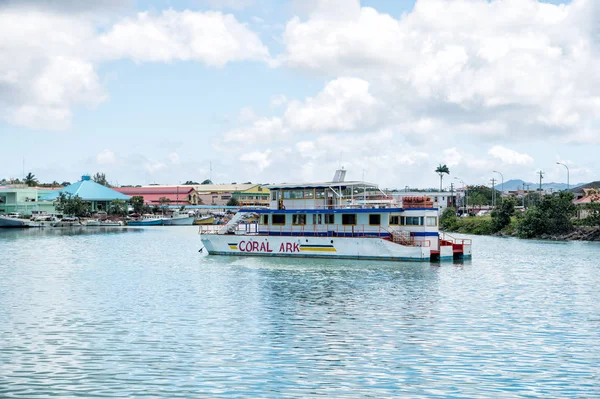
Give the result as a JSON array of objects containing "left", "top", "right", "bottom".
[{"left": 267, "top": 180, "right": 393, "bottom": 210}]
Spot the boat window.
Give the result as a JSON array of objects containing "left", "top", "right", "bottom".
[
  {"left": 292, "top": 214, "right": 306, "bottom": 225},
  {"left": 262, "top": 215, "right": 269, "bottom": 225},
  {"left": 405, "top": 216, "right": 423, "bottom": 226},
  {"left": 426, "top": 216, "right": 437, "bottom": 227},
  {"left": 304, "top": 189, "right": 314, "bottom": 199},
  {"left": 312, "top": 214, "right": 322, "bottom": 224},
  {"left": 315, "top": 189, "right": 326, "bottom": 199},
  {"left": 283, "top": 191, "right": 291, "bottom": 199},
  {"left": 342, "top": 214, "right": 357, "bottom": 225},
  {"left": 290, "top": 190, "right": 304, "bottom": 199},
  {"left": 389, "top": 215, "right": 400, "bottom": 225},
  {"left": 271, "top": 191, "right": 277, "bottom": 201},
  {"left": 324, "top": 214, "right": 335, "bottom": 224},
  {"left": 272, "top": 214, "right": 286, "bottom": 225},
  {"left": 369, "top": 214, "right": 381, "bottom": 225}
]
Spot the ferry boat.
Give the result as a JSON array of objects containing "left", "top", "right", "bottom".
[{"left": 199, "top": 171, "right": 471, "bottom": 262}]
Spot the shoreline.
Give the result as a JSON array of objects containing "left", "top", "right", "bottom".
[{"left": 447, "top": 225, "right": 600, "bottom": 242}]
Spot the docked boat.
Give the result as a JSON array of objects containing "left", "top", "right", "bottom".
[
  {"left": 127, "top": 217, "right": 164, "bottom": 226},
  {"left": 0, "top": 214, "right": 34, "bottom": 228},
  {"left": 86, "top": 220, "right": 124, "bottom": 227},
  {"left": 51, "top": 217, "right": 83, "bottom": 227},
  {"left": 163, "top": 211, "right": 195, "bottom": 226},
  {"left": 194, "top": 215, "right": 215, "bottom": 225},
  {"left": 199, "top": 171, "right": 471, "bottom": 262}
]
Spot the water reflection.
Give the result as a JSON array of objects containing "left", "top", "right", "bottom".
[{"left": 1, "top": 228, "right": 599, "bottom": 398}]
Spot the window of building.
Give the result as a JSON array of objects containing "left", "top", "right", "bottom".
[
  {"left": 369, "top": 214, "right": 381, "bottom": 225},
  {"left": 342, "top": 214, "right": 357, "bottom": 225},
  {"left": 426, "top": 216, "right": 437, "bottom": 227},
  {"left": 389, "top": 215, "right": 400, "bottom": 225},
  {"left": 221, "top": 195, "right": 231, "bottom": 200},
  {"left": 292, "top": 214, "right": 306, "bottom": 225},
  {"left": 262, "top": 215, "right": 269, "bottom": 225},
  {"left": 272, "top": 214, "right": 286, "bottom": 225},
  {"left": 312, "top": 214, "right": 322, "bottom": 224},
  {"left": 324, "top": 214, "right": 335, "bottom": 224}
]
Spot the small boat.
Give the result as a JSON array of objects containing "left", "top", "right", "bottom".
[
  {"left": 86, "top": 220, "right": 124, "bottom": 227},
  {"left": 194, "top": 215, "right": 215, "bottom": 225},
  {"left": 51, "top": 217, "right": 83, "bottom": 227},
  {"left": 163, "top": 211, "right": 195, "bottom": 226},
  {"left": 0, "top": 214, "right": 34, "bottom": 228},
  {"left": 127, "top": 218, "right": 164, "bottom": 226}
]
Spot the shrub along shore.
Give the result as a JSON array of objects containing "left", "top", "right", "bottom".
[{"left": 441, "top": 192, "right": 600, "bottom": 242}]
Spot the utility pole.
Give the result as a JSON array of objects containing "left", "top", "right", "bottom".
[
  {"left": 522, "top": 182, "right": 526, "bottom": 208},
  {"left": 538, "top": 171, "right": 544, "bottom": 192},
  {"left": 450, "top": 182, "right": 454, "bottom": 208},
  {"left": 490, "top": 178, "right": 496, "bottom": 207}
]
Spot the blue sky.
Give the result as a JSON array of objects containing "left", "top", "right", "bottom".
[{"left": 1, "top": 0, "right": 597, "bottom": 189}]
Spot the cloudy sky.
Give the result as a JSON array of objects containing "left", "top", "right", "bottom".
[{"left": 1, "top": 0, "right": 598, "bottom": 188}]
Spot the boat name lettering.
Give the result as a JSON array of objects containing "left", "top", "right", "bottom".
[
  {"left": 238, "top": 240, "right": 274, "bottom": 253},
  {"left": 237, "top": 240, "right": 299, "bottom": 253}
]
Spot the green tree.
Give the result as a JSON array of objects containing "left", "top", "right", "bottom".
[
  {"left": 226, "top": 197, "right": 240, "bottom": 207},
  {"left": 55, "top": 193, "right": 91, "bottom": 217},
  {"left": 109, "top": 199, "right": 128, "bottom": 216},
  {"left": 517, "top": 192, "right": 576, "bottom": 238},
  {"left": 61, "top": 181, "right": 71, "bottom": 187},
  {"left": 435, "top": 164, "right": 450, "bottom": 192},
  {"left": 130, "top": 196, "right": 145, "bottom": 214},
  {"left": 24, "top": 172, "right": 38, "bottom": 187},
  {"left": 184, "top": 181, "right": 199, "bottom": 185},
  {"left": 92, "top": 172, "right": 111, "bottom": 187},
  {"left": 440, "top": 207, "right": 458, "bottom": 231},
  {"left": 201, "top": 179, "right": 213, "bottom": 185},
  {"left": 491, "top": 198, "right": 515, "bottom": 232}
]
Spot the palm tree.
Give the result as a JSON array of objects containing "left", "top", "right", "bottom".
[
  {"left": 24, "top": 172, "right": 38, "bottom": 187},
  {"left": 435, "top": 164, "right": 450, "bottom": 192}
]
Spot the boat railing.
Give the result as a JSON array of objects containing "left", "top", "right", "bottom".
[
  {"left": 199, "top": 223, "right": 430, "bottom": 247},
  {"left": 440, "top": 232, "right": 472, "bottom": 245}
]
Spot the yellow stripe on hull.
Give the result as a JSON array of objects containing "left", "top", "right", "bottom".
[{"left": 300, "top": 247, "right": 337, "bottom": 252}]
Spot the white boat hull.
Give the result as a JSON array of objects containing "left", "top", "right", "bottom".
[
  {"left": 0, "top": 216, "right": 31, "bottom": 228},
  {"left": 201, "top": 234, "right": 432, "bottom": 261},
  {"left": 163, "top": 216, "right": 195, "bottom": 226}
]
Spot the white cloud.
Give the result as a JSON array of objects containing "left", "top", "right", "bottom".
[
  {"left": 280, "top": 0, "right": 600, "bottom": 143},
  {"left": 0, "top": 6, "right": 268, "bottom": 129},
  {"left": 97, "top": 10, "right": 269, "bottom": 66},
  {"left": 240, "top": 149, "right": 272, "bottom": 171},
  {"left": 223, "top": 77, "right": 379, "bottom": 143},
  {"left": 443, "top": 148, "right": 463, "bottom": 167},
  {"left": 488, "top": 145, "right": 534, "bottom": 165},
  {"left": 96, "top": 149, "right": 117, "bottom": 165}
]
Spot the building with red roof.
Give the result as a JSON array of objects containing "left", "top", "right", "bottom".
[{"left": 114, "top": 186, "right": 199, "bottom": 206}]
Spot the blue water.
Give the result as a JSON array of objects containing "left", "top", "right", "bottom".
[{"left": 1, "top": 226, "right": 599, "bottom": 398}]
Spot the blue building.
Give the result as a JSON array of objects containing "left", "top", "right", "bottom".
[{"left": 41, "top": 175, "right": 130, "bottom": 212}]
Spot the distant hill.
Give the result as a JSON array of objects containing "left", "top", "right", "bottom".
[{"left": 494, "top": 179, "right": 588, "bottom": 192}]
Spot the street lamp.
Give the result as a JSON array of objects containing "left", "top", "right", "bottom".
[
  {"left": 556, "top": 162, "right": 570, "bottom": 190},
  {"left": 493, "top": 170, "right": 504, "bottom": 205},
  {"left": 454, "top": 177, "right": 467, "bottom": 215}
]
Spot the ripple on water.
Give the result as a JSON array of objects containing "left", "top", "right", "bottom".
[{"left": 0, "top": 228, "right": 599, "bottom": 398}]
